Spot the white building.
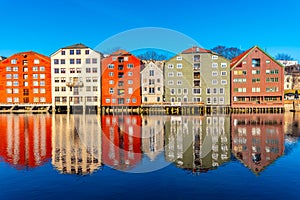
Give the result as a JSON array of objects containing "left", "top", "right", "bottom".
[
  {"left": 51, "top": 44, "right": 102, "bottom": 113},
  {"left": 140, "top": 60, "right": 164, "bottom": 104},
  {"left": 278, "top": 60, "right": 298, "bottom": 67}
]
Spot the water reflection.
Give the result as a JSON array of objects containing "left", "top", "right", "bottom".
[
  {"left": 101, "top": 115, "right": 142, "bottom": 171},
  {"left": 52, "top": 114, "right": 102, "bottom": 175},
  {"left": 164, "top": 116, "right": 230, "bottom": 174},
  {"left": 0, "top": 113, "right": 299, "bottom": 175},
  {"left": 0, "top": 114, "right": 52, "bottom": 169},
  {"left": 231, "top": 114, "right": 284, "bottom": 174}
]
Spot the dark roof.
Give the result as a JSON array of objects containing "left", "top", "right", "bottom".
[
  {"left": 62, "top": 43, "right": 89, "bottom": 49},
  {"left": 111, "top": 49, "right": 131, "bottom": 56},
  {"left": 182, "top": 46, "right": 212, "bottom": 54}
]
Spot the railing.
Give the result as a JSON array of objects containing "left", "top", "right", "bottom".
[{"left": 142, "top": 102, "right": 204, "bottom": 106}]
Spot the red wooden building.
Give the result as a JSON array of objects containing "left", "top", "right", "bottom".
[
  {"left": 101, "top": 50, "right": 141, "bottom": 108},
  {"left": 0, "top": 51, "right": 51, "bottom": 109},
  {"left": 231, "top": 46, "right": 284, "bottom": 110}
]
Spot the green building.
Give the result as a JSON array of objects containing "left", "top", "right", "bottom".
[{"left": 164, "top": 46, "right": 230, "bottom": 109}]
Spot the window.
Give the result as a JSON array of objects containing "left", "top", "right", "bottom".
[
  {"left": 252, "top": 70, "right": 260, "bottom": 75},
  {"left": 33, "top": 74, "right": 38, "bottom": 79},
  {"left": 23, "top": 74, "right": 28, "bottom": 80},
  {"left": 108, "top": 64, "right": 114, "bottom": 69},
  {"left": 266, "top": 77, "right": 279, "bottom": 82},
  {"left": 177, "top": 88, "right": 182, "bottom": 94},
  {"left": 128, "top": 80, "right": 133, "bottom": 84},
  {"left": 54, "top": 59, "right": 59, "bottom": 64},
  {"left": 40, "top": 66, "right": 45, "bottom": 71},
  {"left": 85, "top": 50, "right": 89, "bottom": 55},
  {"left": 128, "top": 72, "right": 133, "bottom": 76},
  {"left": 61, "top": 50, "right": 65, "bottom": 55},
  {"left": 76, "top": 49, "right": 81, "bottom": 55},
  {"left": 212, "top": 63, "right": 218, "bottom": 68},
  {"left": 252, "top": 78, "right": 260, "bottom": 83},
  {"left": 212, "top": 55, "right": 218, "bottom": 60},
  {"left": 93, "top": 86, "right": 98, "bottom": 92},
  {"left": 106, "top": 98, "right": 110, "bottom": 103},
  {"left": 177, "top": 63, "right": 182, "bottom": 69},
  {"left": 61, "top": 77, "right": 66, "bottom": 82},
  {"left": 76, "top": 68, "right": 82, "bottom": 73},
  {"left": 213, "top": 97, "right": 218, "bottom": 104},
  {"left": 86, "top": 68, "right": 91, "bottom": 73},
  {"left": 86, "top": 58, "right": 91, "bottom": 64},
  {"left": 13, "top": 67, "right": 18, "bottom": 71},
  {"left": 234, "top": 88, "right": 247, "bottom": 93},
  {"left": 60, "top": 59, "right": 65, "bottom": 64},
  {"left": 252, "top": 59, "right": 260, "bottom": 67},
  {"left": 23, "top": 82, "right": 28, "bottom": 86},
  {"left": 92, "top": 58, "right": 97, "bottom": 64},
  {"left": 177, "top": 80, "right": 182, "bottom": 85},
  {"left": 221, "top": 63, "right": 227, "bottom": 68},
  {"left": 76, "top": 59, "right": 81, "bottom": 64},
  {"left": 70, "top": 68, "right": 76, "bottom": 74},
  {"left": 11, "top": 59, "right": 17, "bottom": 64},
  {"left": 34, "top": 59, "right": 40, "bottom": 64},
  {"left": 33, "top": 81, "right": 39, "bottom": 86},
  {"left": 207, "top": 88, "right": 211, "bottom": 95},
  {"left": 168, "top": 64, "right": 174, "bottom": 69},
  {"left": 177, "top": 72, "right": 183, "bottom": 77},
  {"left": 40, "top": 97, "right": 46, "bottom": 103},
  {"left": 177, "top": 56, "right": 182, "bottom": 60},
  {"left": 252, "top": 87, "right": 261, "bottom": 92},
  {"left": 168, "top": 80, "right": 174, "bottom": 85},
  {"left": 118, "top": 98, "right": 125, "bottom": 104},
  {"left": 168, "top": 72, "right": 174, "bottom": 77},
  {"left": 55, "top": 87, "right": 60, "bottom": 92},
  {"left": 86, "top": 86, "right": 91, "bottom": 92},
  {"left": 266, "top": 69, "right": 279, "bottom": 74},
  {"left": 14, "top": 97, "right": 19, "bottom": 103},
  {"left": 149, "top": 70, "right": 154, "bottom": 76},
  {"left": 118, "top": 72, "right": 124, "bottom": 78},
  {"left": 40, "top": 81, "right": 45, "bottom": 86},
  {"left": 194, "top": 63, "right": 200, "bottom": 70},
  {"left": 60, "top": 87, "right": 66, "bottom": 92},
  {"left": 7, "top": 89, "right": 12, "bottom": 94},
  {"left": 6, "top": 81, "right": 12, "bottom": 86},
  {"left": 221, "top": 71, "right": 227, "bottom": 76},
  {"left": 193, "top": 88, "right": 201, "bottom": 94},
  {"left": 219, "top": 97, "right": 224, "bottom": 104},
  {"left": 193, "top": 97, "right": 201, "bottom": 102},
  {"left": 61, "top": 68, "right": 66, "bottom": 73},
  {"left": 54, "top": 68, "right": 59, "bottom": 73},
  {"left": 234, "top": 70, "right": 247, "bottom": 75},
  {"left": 157, "top": 87, "right": 161, "bottom": 92},
  {"left": 33, "top": 66, "right": 38, "bottom": 71},
  {"left": 33, "top": 88, "right": 39, "bottom": 94},
  {"left": 118, "top": 81, "right": 124, "bottom": 86},
  {"left": 212, "top": 80, "right": 218, "bottom": 85},
  {"left": 183, "top": 88, "right": 188, "bottom": 94},
  {"left": 55, "top": 97, "right": 60, "bottom": 102},
  {"left": 70, "top": 50, "right": 74, "bottom": 55},
  {"left": 207, "top": 97, "right": 211, "bottom": 104},
  {"left": 221, "top": 80, "right": 227, "bottom": 85},
  {"left": 109, "top": 88, "right": 114, "bottom": 94},
  {"left": 92, "top": 68, "right": 97, "bottom": 73},
  {"left": 109, "top": 72, "right": 114, "bottom": 76},
  {"left": 194, "top": 55, "right": 200, "bottom": 62},
  {"left": 6, "top": 67, "right": 11, "bottom": 71},
  {"left": 7, "top": 97, "right": 12, "bottom": 103},
  {"left": 6, "top": 74, "right": 12, "bottom": 79},
  {"left": 23, "top": 67, "right": 28, "bottom": 72},
  {"left": 220, "top": 88, "right": 224, "bottom": 94},
  {"left": 266, "top": 87, "right": 279, "bottom": 92},
  {"left": 171, "top": 88, "right": 175, "bottom": 95},
  {"left": 212, "top": 71, "right": 218, "bottom": 76},
  {"left": 70, "top": 59, "right": 75, "bottom": 64},
  {"left": 213, "top": 88, "right": 218, "bottom": 94},
  {"left": 132, "top": 98, "right": 137, "bottom": 103},
  {"left": 128, "top": 88, "right": 133, "bottom": 94},
  {"left": 127, "top": 64, "right": 134, "bottom": 68},
  {"left": 149, "top": 87, "right": 155, "bottom": 94}
]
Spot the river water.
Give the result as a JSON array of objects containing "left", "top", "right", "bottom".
[{"left": 0, "top": 113, "right": 299, "bottom": 199}]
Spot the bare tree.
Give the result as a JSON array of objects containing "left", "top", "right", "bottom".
[
  {"left": 275, "top": 53, "right": 294, "bottom": 60},
  {"left": 211, "top": 46, "right": 244, "bottom": 60},
  {"left": 137, "top": 51, "right": 167, "bottom": 61}
]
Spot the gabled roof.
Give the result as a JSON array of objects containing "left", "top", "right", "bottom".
[
  {"left": 230, "top": 45, "right": 284, "bottom": 69},
  {"left": 182, "top": 46, "right": 212, "bottom": 54},
  {"left": 140, "top": 60, "right": 164, "bottom": 73},
  {"left": 62, "top": 43, "right": 89, "bottom": 49},
  {"left": 111, "top": 49, "right": 131, "bottom": 56},
  {"left": 0, "top": 51, "right": 50, "bottom": 63}
]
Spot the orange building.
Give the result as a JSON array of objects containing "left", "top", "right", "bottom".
[
  {"left": 102, "top": 115, "right": 142, "bottom": 171},
  {"left": 101, "top": 50, "right": 141, "bottom": 107},
  {"left": 0, "top": 51, "right": 51, "bottom": 109},
  {"left": 231, "top": 46, "right": 284, "bottom": 109},
  {"left": 0, "top": 114, "right": 52, "bottom": 169}
]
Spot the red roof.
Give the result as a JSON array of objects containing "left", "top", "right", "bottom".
[
  {"left": 182, "top": 46, "right": 212, "bottom": 54},
  {"left": 230, "top": 47, "right": 254, "bottom": 68},
  {"left": 111, "top": 49, "right": 131, "bottom": 56}
]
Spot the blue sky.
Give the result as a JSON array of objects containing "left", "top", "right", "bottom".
[{"left": 0, "top": 0, "right": 300, "bottom": 61}]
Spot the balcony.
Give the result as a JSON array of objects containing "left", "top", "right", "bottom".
[{"left": 66, "top": 81, "right": 84, "bottom": 87}]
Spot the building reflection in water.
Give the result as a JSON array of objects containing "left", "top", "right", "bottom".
[
  {"left": 283, "top": 112, "right": 300, "bottom": 155},
  {"left": 141, "top": 116, "right": 166, "bottom": 161},
  {"left": 0, "top": 114, "right": 52, "bottom": 169},
  {"left": 231, "top": 114, "right": 284, "bottom": 174},
  {"left": 164, "top": 115, "right": 230, "bottom": 174},
  {"left": 102, "top": 115, "right": 142, "bottom": 171},
  {"left": 52, "top": 114, "right": 102, "bottom": 175}
]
